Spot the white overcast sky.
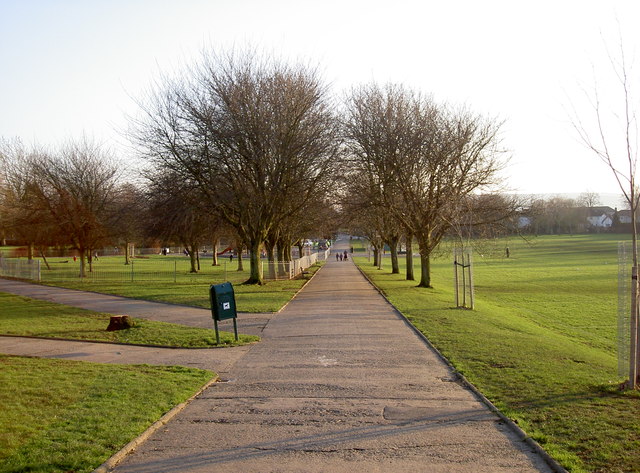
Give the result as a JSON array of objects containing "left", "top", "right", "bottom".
[{"left": 1, "top": 0, "right": 639, "bottom": 200}]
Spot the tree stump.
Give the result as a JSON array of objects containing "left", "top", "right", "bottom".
[{"left": 106, "top": 315, "right": 134, "bottom": 331}]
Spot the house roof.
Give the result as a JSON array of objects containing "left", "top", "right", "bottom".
[{"left": 576, "top": 206, "right": 616, "bottom": 217}]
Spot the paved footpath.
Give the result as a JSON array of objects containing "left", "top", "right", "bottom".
[{"left": 0, "top": 243, "right": 555, "bottom": 473}]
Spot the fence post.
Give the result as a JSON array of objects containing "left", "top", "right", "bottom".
[
  {"left": 131, "top": 259, "right": 134, "bottom": 283},
  {"left": 37, "top": 260, "right": 41, "bottom": 282}
]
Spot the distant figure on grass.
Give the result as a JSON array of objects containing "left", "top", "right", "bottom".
[{"left": 230, "top": 252, "right": 234, "bottom": 262}]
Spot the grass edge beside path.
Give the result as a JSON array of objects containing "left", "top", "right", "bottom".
[
  {"left": 0, "top": 355, "right": 215, "bottom": 473},
  {"left": 353, "top": 236, "right": 640, "bottom": 473},
  {"left": 30, "top": 261, "right": 325, "bottom": 313},
  {"left": 0, "top": 292, "right": 259, "bottom": 347}
]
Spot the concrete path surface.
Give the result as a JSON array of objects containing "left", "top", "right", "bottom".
[{"left": 0, "top": 242, "right": 556, "bottom": 473}]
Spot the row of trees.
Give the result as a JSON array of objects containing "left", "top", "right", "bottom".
[
  {"left": 129, "top": 51, "right": 342, "bottom": 283},
  {"left": 1, "top": 49, "right": 510, "bottom": 286},
  {"left": 0, "top": 138, "right": 122, "bottom": 277},
  {"left": 0, "top": 135, "right": 334, "bottom": 279},
  {"left": 341, "top": 83, "right": 512, "bottom": 287}
]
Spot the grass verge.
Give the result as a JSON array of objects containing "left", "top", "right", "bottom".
[
  {"left": 0, "top": 355, "right": 214, "bottom": 473},
  {"left": 31, "top": 258, "right": 324, "bottom": 313},
  {"left": 355, "top": 234, "right": 640, "bottom": 473},
  {"left": 0, "top": 292, "right": 258, "bottom": 347}
]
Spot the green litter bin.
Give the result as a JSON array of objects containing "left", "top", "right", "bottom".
[{"left": 209, "top": 282, "right": 238, "bottom": 343}]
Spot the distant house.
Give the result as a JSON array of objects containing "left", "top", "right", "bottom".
[
  {"left": 585, "top": 206, "right": 615, "bottom": 229},
  {"left": 517, "top": 215, "right": 531, "bottom": 228},
  {"left": 617, "top": 209, "right": 632, "bottom": 224}
]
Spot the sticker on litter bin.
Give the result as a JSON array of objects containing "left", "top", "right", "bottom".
[{"left": 223, "top": 302, "right": 230, "bottom": 310}]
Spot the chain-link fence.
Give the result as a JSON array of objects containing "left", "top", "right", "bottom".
[
  {"left": 0, "top": 248, "right": 330, "bottom": 284},
  {"left": 618, "top": 241, "right": 631, "bottom": 378},
  {"left": 0, "top": 257, "right": 41, "bottom": 281}
]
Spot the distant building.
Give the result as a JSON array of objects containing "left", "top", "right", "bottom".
[
  {"left": 585, "top": 206, "right": 615, "bottom": 228},
  {"left": 617, "top": 209, "right": 632, "bottom": 224},
  {"left": 517, "top": 216, "right": 531, "bottom": 228}
]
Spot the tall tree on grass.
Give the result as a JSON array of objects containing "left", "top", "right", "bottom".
[
  {"left": 0, "top": 139, "right": 58, "bottom": 263},
  {"left": 144, "top": 171, "right": 210, "bottom": 273},
  {"left": 130, "top": 49, "right": 340, "bottom": 284},
  {"left": 28, "top": 138, "right": 120, "bottom": 277},
  {"left": 344, "top": 83, "right": 506, "bottom": 288},
  {"left": 570, "top": 34, "right": 640, "bottom": 388},
  {"left": 107, "top": 182, "right": 145, "bottom": 265},
  {"left": 395, "top": 105, "right": 505, "bottom": 287},
  {"left": 344, "top": 84, "right": 428, "bottom": 279}
]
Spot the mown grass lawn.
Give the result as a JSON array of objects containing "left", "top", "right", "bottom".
[
  {"left": 30, "top": 256, "right": 324, "bottom": 312},
  {"left": 0, "top": 292, "right": 258, "bottom": 347},
  {"left": 355, "top": 234, "right": 640, "bottom": 473},
  {"left": 0, "top": 355, "right": 214, "bottom": 473}
]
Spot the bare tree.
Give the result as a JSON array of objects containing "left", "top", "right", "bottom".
[
  {"left": 130, "top": 49, "right": 340, "bottom": 284},
  {"left": 399, "top": 105, "right": 505, "bottom": 287},
  {"left": 144, "top": 171, "right": 211, "bottom": 273},
  {"left": 107, "top": 182, "right": 145, "bottom": 265},
  {"left": 37, "top": 137, "right": 119, "bottom": 277},
  {"left": 570, "top": 35, "right": 640, "bottom": 388},
  {"left": 345, "top": 83, "right": 507, "bottom": 287},
  {"left": 26, "top": 137, "right": 121, "bottom": 277},
  {"left": 577, "top": 190, "right": 601, "bottom": 208},
  {"left": 0, "top": 139, "right": 58, "bottom": 264},
  {"left": 343, "top": 83, "right": 428, "bottom": 278}
]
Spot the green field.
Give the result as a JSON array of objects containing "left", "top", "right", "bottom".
[
  {"left": 2, "top": 254, "right": 324, "bottom": 312},
  {"left": 355, "top": 234, "right": 640, "bottom": 473},
  {"left": 0, "top": 292, "right": 258, "bottom": 347},
  {"left": 0, "top": 355, "right": 214, "bottom": 473}
]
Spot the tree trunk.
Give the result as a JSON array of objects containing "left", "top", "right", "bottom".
[
  {"left": 212, "top": 238, "right": 219, "bottom": 266},
  {"left": 283, "top": 241, "right": 292, "bottom": 261},
  {"left": 124, "top": 242, "right": 130, "bottom": 265},
  {"left": 373, "top": 247, "right": 379, "bottom": 267},
  {"left": 79, "top": 248, "right": 87, "bottom": 278},
  {"left": 418, "top": 250, "right": 432, "bottom": 288},
  {"left": 245, "top": 240, "right": 263, "bottom": 284},
  {"left": 27, "top": 242, "right": 34, "bottom": 261},
  {"left": 418, "top": 240, "right": 431, "bottom": 287},
  {"left": 277, "top": 243, "right": 287, "bottom": 278},
  {"left": 107, "top": 315, "right": 134, "bottom": 331},
  {"left": 389, "top": 236, "right": 400, "bottom": 274},
  {"left": 39, "top": 248, "right": 51, "bottom": 270},
  {"left": 629, "top": 184, "right": 639, "bottom": 388},
  {"left": 236, "top": 246, "right": 244, "bottom": 271},
  {"left": 405, "top": 234, "right": 414, "bottom": 281},
  {"left": 265, "top": 242, "right": 276, "bottom": 280},
  {"left": 186, "top": 244, "right": 198, "bottom": 273}
]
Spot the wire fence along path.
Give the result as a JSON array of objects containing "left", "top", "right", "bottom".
[
  {"left": 262, "top": 248, "right": 331, "bottom": 281},
  {"left": 0, "top": 248, "right": 331, "bottom": 284},
  {"left": 0, "top": 258, "right": 41, "bottom": 281}
]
